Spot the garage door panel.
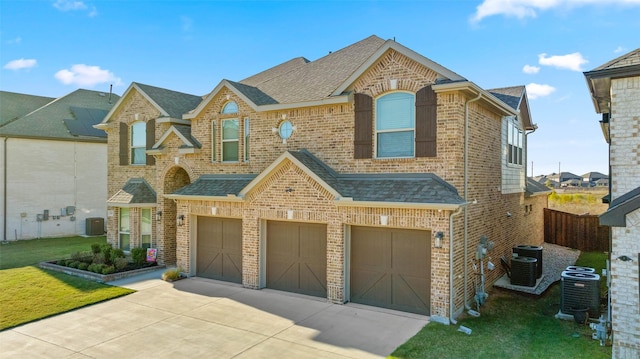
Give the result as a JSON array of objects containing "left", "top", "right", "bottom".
[
  {"left": 351, "top": 226, "right": 430, "bottom": 315},
  {"left": 197, "top": 217, "right": 242, "bottom": 283},
  {"left": 267, "top": 221, "right": 327, "bottom": 298}
]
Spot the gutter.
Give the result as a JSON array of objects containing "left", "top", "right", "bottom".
[
  {"left": 464, "top": 91, "right": 482, "bottom": 310},
  {"left": 449, "top": 205, "right": 464, "bottom": 324},
  {"left": 3, "top": 137, "right": 6, "bottom": 241}
]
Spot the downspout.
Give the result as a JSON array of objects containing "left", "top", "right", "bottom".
[
  {"left": 449, "top": 205, "right": 464, "bottom": 324},
  {"left": 464, "top": 91, "right": 482, "bottom": 310},
  {"left": 3, "top": 137, "right": 7, "bottom": 242}
]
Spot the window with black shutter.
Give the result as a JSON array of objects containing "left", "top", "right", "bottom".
[
  {"left": 354, "top": 93, "right": 373, "bottom": 159},
  {"left": 415, "top": 85, "right": 437, "bottom": 157},
  {"left": 119, "top": 122, "right": 129, "bottom": 165}
]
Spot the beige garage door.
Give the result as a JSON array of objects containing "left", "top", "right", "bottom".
[
  {"left": 267, "top": 221, "right": 327, "bottom": 298},
  {"left": 350, "top": 226, "right": 431, "bottom": 315},
  {"left": 196, "top": 217, "right": 242, "bottom": 283}
]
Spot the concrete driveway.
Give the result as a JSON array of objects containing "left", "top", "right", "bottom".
[{"left": 0, "top": 270, "right": 429, "bottom": 358}]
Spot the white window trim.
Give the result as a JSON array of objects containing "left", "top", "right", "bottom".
[
  {"left": 507, "top": 118, "right": 524, "bottom": 166},
  {"left": 374, "top": 91, "right": 416, "bottom": 159},
  {"left": 119, "top": 208, "right": 131, "bottom": 252},
  {"left": 211, "top": 120, "right": 217, "bottom": 163},
  {"left": 244, "top": 117, "right": 250, "bottom": 162},
  {"left": 222, "top": 118, "right": 239, "bottom": 162},
  {"left": 141, "top": 208, "right": 152, "bottom": 249},
  {"left": 130, "top": 121, "right": 146, "bottom": 165}
]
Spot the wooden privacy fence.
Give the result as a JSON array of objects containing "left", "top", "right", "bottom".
[{"left": 544, "top": 208, "right": 610, "bottom": 252}]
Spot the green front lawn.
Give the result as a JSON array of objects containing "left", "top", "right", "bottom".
[
  {"left": 0, "top": 236, "right": 134, "bottom": 331},
  {"left": 390, "top": 251, "right": 611, "bottom": 359}
]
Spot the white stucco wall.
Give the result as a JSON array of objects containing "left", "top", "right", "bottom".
[{"left": 1, "top": 137, "right": 107, "bottom": 240}]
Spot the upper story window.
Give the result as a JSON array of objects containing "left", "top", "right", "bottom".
[
  {"left": 244, "top": 118, "right": 250, "bottom": 162},
  {"left": 222, "top": 101, "right": 238, "bottom": 114},
  {"left": 222, "top": 119, "right": 239, "bottom": 162},
  {"left": 211, "top": 120, "right": 217, "bottom": 162},
  {"left": 376, "top": 92, "right": 415, "bottom": 158},
  {"left": 131, "top": 122, "right": 146, "bottom": 165},
  {"left": 507, "top": 118, "right": 523, "bottom": 166}
]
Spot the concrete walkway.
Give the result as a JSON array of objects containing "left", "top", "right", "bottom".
[{"left": 0, "top": 270, "right": 429, "bottom": 358}]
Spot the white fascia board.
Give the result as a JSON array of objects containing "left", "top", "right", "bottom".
[
  {"left": 157, "top": 117, "right": 190, "bottom": 125},
  {"left": 163, "top": 194, "right": 244, "bottom": 202},
  {"left": 98, "top": 82, "right": 136, "bottom": 125},
  {"left": 331, "top": 40, "right": 466, "bottom": 97},
  {"left": 106, "top": 202, "right": 157, "bottom": 208},
  {"left": 258, "top": 95, "right": 350, "bottom": 112},
  {"left": 433, "top": 81, "right": 518, "bottom": 116},
  {"left": 184, "top": 80, "right": 259, "bottom": 120},
  {"left": 335, "top": 198, "right": 464, "bottom": 211}
]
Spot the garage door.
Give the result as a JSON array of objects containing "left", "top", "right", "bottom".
[
  {"left": 196, "top": 217, "right": 242, "bottom": 283},
  {"left": 350, "top": 226, "right": 431, "bottom": 315},
  {"left": 267, "top": 221, "right": 327, "bottom": 298}
]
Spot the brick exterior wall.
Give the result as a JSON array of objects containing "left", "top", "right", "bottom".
[
  {"left": 609, "top": 76, "right": 640, "bottom": 359},
  {"left": 104, "top": 49, "right": 545, "bottom": 321}
]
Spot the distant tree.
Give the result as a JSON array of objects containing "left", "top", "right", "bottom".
[{"left": 545, "top": 179, "right": 554, "bottom": 189}]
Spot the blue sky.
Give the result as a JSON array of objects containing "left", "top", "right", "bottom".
[{"left": 2, "top": 0, "right": 639, "bottom": 176}]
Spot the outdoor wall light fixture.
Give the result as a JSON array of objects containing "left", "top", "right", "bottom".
[
  {"left": 434, "top": 231, "right": 444, "bottom": 248},
  {"left": 617, "top": 255, "right": 633, "bottom": 262},
  {"left": 380, "top": 215, "right": 388, "bottom": 226},
  {"left": 211, "top": 207, "right": 217, "bottom": 215},
  {"left": 177, "top": 215, "right": 185, "bottom": 226},
  {"left": 156, "top": 211, "right": 162, "bottom": 221}
]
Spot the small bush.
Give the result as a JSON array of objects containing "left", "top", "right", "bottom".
[
  {"left": 162, "top": 268, "right": 183, "bottom": 281},
  {"left": 93, "top": 252, "right": 106, "bottom": 264},
  {"left": 77, "top": 262, "right": 89, "bottom": 271},
  {"left": 91, "top": 243, "right": 102, "bottom": 254},
  {"left": 57, "top": 259, "right": 67, "bottom": 266},
  {"left": 70, "top": 251, "right": 84, "bottom": 262},
  {"left": 102, "top": 266, "right": 115, "bottom": 275},
  {"left": 131, "top": 247, "right": 146, "bottom": 266},
  {"left": 100, "top": 243, "right": 113, "bottom": 265},
  {"left": 111, "top": 248, "right": 125, "bottom": 259},
  {"left": 89, "top": 263, "right": 105, "bottom": 274},
  {"left": 68, "top": 261, "right": 80, "bottom": 269},
  {"left": 114, "top": 257, "right": 128, "bottom": 271}
]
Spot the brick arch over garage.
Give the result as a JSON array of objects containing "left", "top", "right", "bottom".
[{"left": 159, "top": 165, "right": 192, "bottom": 264}]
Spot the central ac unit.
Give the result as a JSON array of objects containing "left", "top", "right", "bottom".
[{"left": 561, "top": 271, "right": 601, "bottom": 319}]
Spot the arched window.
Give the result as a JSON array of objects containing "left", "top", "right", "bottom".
[
  {"left": 222, "top": 101, "right": 238, "bottom": 114},
  {"left": 131, "top": 122, "right": 146, "bottom": 164},
  {"left": 376, "top": 92, "right": 415, "bottom": 158}
]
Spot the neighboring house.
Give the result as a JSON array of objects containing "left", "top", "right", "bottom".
[
  {"left": 561, "top": 178, "right": 582, "bottom": 188},
  {"left": 584, "top": 48, "right": 640, "bottom": 358},
  {"left": 548, "top": 171, "right": 582, "bottom": 185},
  {"left": 595, "top": 178, "right": 609, "bottom": 187},
  {"left": 582, "top": 171, "right": 608, "bottom": 187},
  {"left": 0, "top": 89, "right": 119, "bottom": 241},
  {"left": 96, "top": 35, "right": 547, "bottom": 322}
]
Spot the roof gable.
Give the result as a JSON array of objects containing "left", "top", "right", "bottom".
[
  {"left": 600, "top": 186, "right": 640, "bottom": 227},
  {"left": 151, "top": 124, "right": 201, "bottom": 152},
  {"left": 107, "top": 178, "right": 157, "bottom": 206},
  {"left": 0, "top": 91, "right": 55, "bottom": 127},
  {"left": 489, "top": 86, "right": 535, "bottom": 130},
  {"left": 331, "top": 38, "right": 466, "bottom": 97}
]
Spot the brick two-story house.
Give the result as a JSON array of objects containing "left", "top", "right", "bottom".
[
  {"left": 584, "top": 48, "right": 640, "bottom": 358},
  {"left": 96, "top": 35, "right": 546, "bottom": 323}
]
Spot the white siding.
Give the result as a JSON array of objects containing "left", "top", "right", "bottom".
[{"left": 2, "top": 138, "right": 107, "bottom": 240}]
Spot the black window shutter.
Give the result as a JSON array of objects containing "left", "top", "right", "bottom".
[
  {"left": 354, "top": 93, "right": 373, "bottom": 159},
  {"left": 146, "top": 119, "right": 156, "bottom": 165},
  {"left": 415, "top": 85, "right": 437, "bottom": 157},
  {"left": 119, "top": 122, "right": 129, "bottom": 165}
]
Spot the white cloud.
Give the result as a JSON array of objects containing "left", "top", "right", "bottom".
[
  {"left": 526, "top": 83, "right": 556, "bottom": 99},
  {"left": 53, "top": 0, "right": 97, "bottom": 16},
  {"left": 538, "top": 52, "right": 588, "bottom": 71},
  {"left": 53, "top": 0, "right": 88, "bottom": 11},
  {"left": 3, "top": 58, "right": 37, "bottom": 70},
  {"left": 523, "top": 64, "right": 540, "bottom": 74},
  {"left": 614, "top": 46, "right": 627, "bottom": 53},
  {"left": 471, "top": 0, "right": 640, "bottom": 23},
  {"left": 54, "top": 64, "right": 121, "bottom": 87},
  {"left": 181, "top": 16, "right": 193, "bottom": 32},
  {"left": 6, "top": 36, "right": 22, "bottom": 45}
]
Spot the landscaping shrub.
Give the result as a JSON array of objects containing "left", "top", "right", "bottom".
[
  {"left": 162, "top": 268, "right": 182, "bottom": 281},
  {"left": 100, "top": 243, "right": 113, "bottom": 265},
  {"left": 111, "top": 248, "right": 125, "bottom": 259},
  {"left": 77, "top": 262, "right": 89, "bottom": 271},
  {"left": 91, "top": 243, "right": 102, "bottom": 254},
  {"left": 68, "top": 261, "right": 80, "bottom": 269},
  {"left": 102, "top": 265, "right": 115, "bottom": 275},
  {"left": 131, "top": 247, "right": 146, "bottom": 266},
  {"left": 88, "top": 263, "right": 105, "bottom": 274},
  {"left": 114, "top": 257, "right": 128, "bottom": 271},
  {"left": 93, "top": 252, "right": 106, "bottom": 264}
]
